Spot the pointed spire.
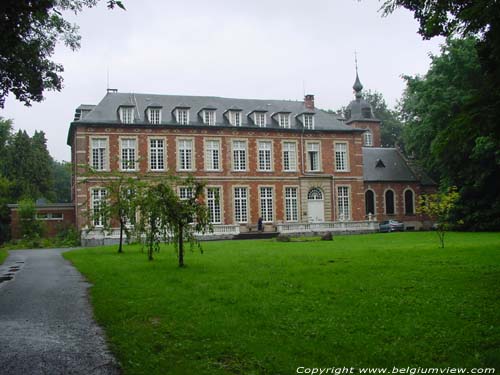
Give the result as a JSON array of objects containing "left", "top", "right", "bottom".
[{"left": 353, "top": 51, "right": 363, "bottom": 98}]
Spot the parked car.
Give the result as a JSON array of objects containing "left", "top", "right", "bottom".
[{"left": 379, "top": 220, "right": 405, "bottom": 233}]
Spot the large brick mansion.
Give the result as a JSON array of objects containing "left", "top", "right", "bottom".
[{"left": 65, "top": 73, "right": 434, "bottom": 241}]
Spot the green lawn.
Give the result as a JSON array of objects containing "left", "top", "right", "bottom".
[
  {"left": 64, "top": 232, "right": 500, "bottom": 374},
  {"left": 0, "top": 248, "right": 8, "bottom": 264}
]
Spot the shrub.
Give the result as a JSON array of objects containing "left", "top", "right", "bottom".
[
  {"left": 321, "top": 232, "right": 333, "bottom": 241},
  {"left": 276, "top": 234, "right": 291, "bottom": 242}
]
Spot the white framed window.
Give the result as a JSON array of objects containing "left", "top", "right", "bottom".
[
  {"left": 229, "top": 111, "right": 242, "bottom": 126},
  {"left": 337, "top": 186, "right": 350, "bottom": 221},
  {"left": 258, "top": 141, "right": 272, "bottom": 171},
  {"left": 254, "top": 112, "right": 266, "bottom": 127},
  {"left": 203, "top": 110, "right": 216, "bottom": 125},
  {"left": 282, "top": 141, "right": 297, "bottom": 171},
  {"left": 307, "top": 142, "right": 320, "bottom": 172},
  {"left": 176, "top": 109, "right": 190, "bottom": 125},
  {"left": 147, "top": 108, "right": 161, "bottom": 124},
  {"left": 278, "top": 113, "right": 290, "bottom": 128},
  {"left": 364, "top": 130, "right": 373, "bottom": 146},
  {"left": 205, "top": 139, "right": 221, "bottom": 171},
  {"left": 119, "top": 107, "right": 134, "bottom": 124},
  {"left": 285, "top": 187, "right": 298, "bottom": 222},
  {"left": 121, "top": 138, "right": 136, "bottom": 171},
  {"left": 179, "top": 186, "right": 193, "bottom": 200},
  {"left": 178, "top": 139, "right": 193, "bottom": 171},
  {"left": 303, "top": 114, "right": 314, "bottom": 129},
  {"left": 149, "top": 138, "right": 165, "bottom": 171},
  {"left": 232, "top": 140, "right": 247, "bottom": 171},
  {"left": 335, "top": 143, "right": 348, "bottom": 171},
  {"left": 234, "top": 187, "right": 248, "bottom": 223},
  {"left": 259, "top": 187, "right": 273, "bottom": 222},
  {"left": 91, "top": 138, "right": 107, "bottom": 171},
  {"left": 91, "top": 188, "right": 107, "bottom": 227},
  {"left": 207, "top": 187, "right": 221, "bottom": 224}
]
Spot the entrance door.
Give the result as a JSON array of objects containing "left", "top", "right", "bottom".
[{"left": 307, "top": 188, "right": 324, "bottom": 222}]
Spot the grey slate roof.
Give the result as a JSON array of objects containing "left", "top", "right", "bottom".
[
  {"left": 363, "top": 147, "right": 435, "bottom": 184},
  {"left": 76, "top": 92, "right": 360, "bottom": 132}
]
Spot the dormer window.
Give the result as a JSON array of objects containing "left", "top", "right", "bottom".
[
  {"left": 119, "top": 106, "right": 134, "bottom": 124},
  {"left": 362, "top": 107, "right": 372, "bottom": 118},
  {"left": 147, "top": 108, "right": 161, "bottom": 124},
  {"left": 254, "top": 112, "right": 266, "bottom": 127},
  {"left": 203, "top": 110, "right": 216, "bottom": 125},
  {"left": 278, "top": 113, "right": 290, "bottom": 128},
  {"left": 303, "top": 114, "right": 314, "bottom": 129},
  {"left": 175, "top": 108, "right": 190, "bottom": 125},
  {"left": 229, "top": 110, "right": 242, "bottom": 126},
  {"left": 363, "top": 130, "right": 373, "bottom": 146}
]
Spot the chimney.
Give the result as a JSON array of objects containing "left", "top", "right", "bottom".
[{"left": 304, "top": 94, "right": 315, "bottom": 110}]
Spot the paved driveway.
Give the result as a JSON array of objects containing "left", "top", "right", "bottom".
[{"left": 0, "top": 249, "right": 120, "bottom": 374}]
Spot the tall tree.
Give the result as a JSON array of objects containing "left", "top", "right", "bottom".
[
  {"left": 0, "top": 0, "right": 124, "bottom": 108},
  {"left": 52, "top": 161, "right": 72, "bottom": 203}
]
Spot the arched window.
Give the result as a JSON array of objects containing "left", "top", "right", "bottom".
[
  {"left": 363, "top": 130, "right": 373, "bottom": 146},
  {"left": 385, "top": 190, "right": 395, "bottom": 214},
  {"left": 308, "top": 188, "right": 323, "bottom": 200},
  {"left": 365, "top": 190, "right": 375, "bottom": 215},
  {"left": 404, "top": 189, "right": 414, "bottom": 215}
]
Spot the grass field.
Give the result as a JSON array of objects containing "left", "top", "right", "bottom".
[
  {"left": 64, "top": 232, "right": 500, "bottom": 374},
  {"left": 0, "top": 248, "right": 8, "bottom": 265}
]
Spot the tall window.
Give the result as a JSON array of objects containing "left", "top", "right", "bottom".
[
  {"left": 254, "top": 112, "right": 266, "bottom": 127},
  {"left": 178, "top": 139, "right": 193, "bottom": 170},
  {"left": 278, "top": 113, "right": 290, "bottom": 128},
  {"left": 230, "top": 111, "right": 242, "bottom": 126},
  {"left": 148, "top": 108, "right": 161, "bottom": 124},
  {"left": 258, "top": 141, "right": 272, "bottom": 171},
  {"left": 207, "top": 187, "right": 221, "bottom": 224},
  {"left": 307, "top": 142, "right": 320, "bottom": 171},
  {"left": 285, "top": 187, "right": 298, "bottom": 222},
  {"left": 283, "top": 142, "right": 297, "bottom": 171},
  {"left": 119, "top": 107, "right": 134, "bottom": 124},
  {"left": 233, "top": 140, "right": 247, "bottom": 171},
  {"left": 337, "top": 186, "right": 350, "bottom": 220},
  {"left": 335, "top": 143, "right": 348, "bottom": 171},
  {"left": 91, "top": 138, "right": 107, "bottom": 171},
  {"left": 149, "top": 139, "right": 165, "bottom": 171},
  {"left": 121, "top": 138, "right": 136, "bottom": 171},
  {"left": 176, "top": 109, "right": 189, "bottom": 125},
  {"left": 363, "top": 130, "right": 373, "bottom": 146},
  {"left": 365, "top": 190, "right": 375, "bottom": 216},
  {"left": 234, "top": 187, "right": 248, "bottom": 223},
  {"left": 203, "top": 110, "right": 216, "bottom": 125},
  {"left": 385, "top": 190, "right": 395, "bottom": 214},
  {"left": 303, "top": 114, "right": 314, "bottom": 129},
  {"left": 260, "top": 187, "right": 273, "bottom": 222},
  {"left": 205, "top": 139, "right": 220, "bottom": 171},
  {"left": 91, "top": 188, "right": 107, "bottom": 227},
  {"left": 405, "top": 190, "right": 414, "bottom": 215}
]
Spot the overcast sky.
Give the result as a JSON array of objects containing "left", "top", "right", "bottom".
[{"left": 0, "top": 0, "right": 443, "bottom": 162}]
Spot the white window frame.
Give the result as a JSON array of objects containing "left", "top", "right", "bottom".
[
  {"left": 233, "top": 187, "right": 248, "bottom": 224},
  {"left": 120, "top": 137, "right": 137, "bottom": 171},
  {"left": 278, "top": 113, "right": 290, "bottom": 129},
  {"left": 258, "top": 140, "right": 273, "bottom": 171},
  {"left": 90, "top": 137, "right": 108, "bottom": 171},
  {"left": 206, "top": 187, "right": 222, "bottom": 224},
  {"left": 177, "top": 138, "right": 194, "bottom": 171},
  {"left": 364, "top": 130, "right": 373, "bottom": 146},
  {"left": 204, "top": 138, "right": 221, "bottom": 171},
  {"left": 147, "top": 108, "right": 161, "bottom": 124},
  {"left": 254, "top": 112, "right": 266, "bottom": 127},
  {"left": 232, "top": 140, "right": 247, "bottom": 171},
  {"left": 203, "top": 110, "right": 216, "bottom": 126},
  {"left": 91, "top": 187, "right": 107, "bottom": 227},
  {"left": 284, "top": 186, "right": 299, "bottom": 222},
  {"left": 259, "top": 186, "right": 274, "bottom": 223},
  {"left": 306, "top": 141, "right": 321, "bottom": 172},
  {"left": 303, "top": 114, "right": 314, "bottom": 130},
  {"left": 176, "top": 108, "right": 190, "bottom": 125},
  {"left": 335, "top": 142, "right": 349, "bottom": 172},
  {"left": 148, "top": 137, "right": 166, "bottom": 171},
  {"left": 282, "top": 141, "right": 297, "bottom": 172},
  {"left": 178, "top": 186, "right": 193, "bottom": 200},
  {"left": 337, "top": 185, "right": 350, "bottom": 221},
  {"left": 229, "top": 111, "right": 242, "bottom": 126},
  {"left": 119, "top": 106, "right": 134, "bottom": 124}
]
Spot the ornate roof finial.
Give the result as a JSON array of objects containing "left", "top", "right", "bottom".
[{"left": 353, "top": 51, "right": 363, "bottom": 98}]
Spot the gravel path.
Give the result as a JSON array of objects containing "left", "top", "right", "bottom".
[{"left": 0, "top": 249, "right": 120, "bottom": 374}]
